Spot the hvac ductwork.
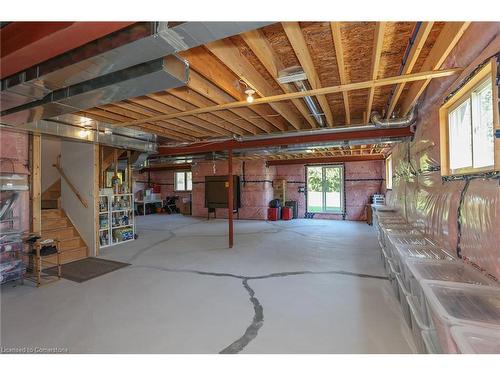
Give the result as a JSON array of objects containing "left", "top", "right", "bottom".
[
  {"left": 1, "top": 22, "right": 272, "bottom": 112},
  {"left": 277, "top": 67, "right": 325, "bottom": 127},
  {"left": 0, "top": 114, "right": 158, "bottom": 153},
  {"left": 370, "top": 109, "right": 417, "bottom": 128},
  {"left": 1, "top": 55, "right": 188, "bottom": 126}
]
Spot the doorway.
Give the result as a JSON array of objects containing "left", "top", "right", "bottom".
[{"left": 306, "top": 165, "right": 344, "bottom": 214}]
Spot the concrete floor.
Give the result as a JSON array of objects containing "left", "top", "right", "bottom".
[{"left": 1, "top": 215, "right": 415, "bottom": 353}]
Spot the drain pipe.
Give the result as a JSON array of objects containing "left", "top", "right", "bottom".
[{"left": 370, "top": 108, "right": 417, "bottom": 130}]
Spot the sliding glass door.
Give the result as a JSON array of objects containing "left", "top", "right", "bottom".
[{"left": 306, "top": 165, "right": 344, "bottom": 213}]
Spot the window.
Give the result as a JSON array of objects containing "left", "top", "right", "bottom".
[
  {"left": 306, "top": 165, "right": 344, "bottom": 213},
  {"left": 175, "top": 171, "right": 192, "bottom": 191},
  {"left": 439, "top": 59, "right": 499, "bottom": 176},
  {"left": 386, "top": 154, "right": 393, "bottom": 190}
]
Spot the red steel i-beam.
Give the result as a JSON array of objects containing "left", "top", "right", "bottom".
[
  {"left": 159, "top": 127, "right": 413, "bottom": 156},
  {"left": 266, "top": 154, "right": 385, "bottom": 166},
  {"left": 227, "top": 149, "right": 234, "bottom": 248}
]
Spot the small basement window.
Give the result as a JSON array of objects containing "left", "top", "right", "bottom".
[
  {"left": 386, "top": 154, "right": 393, "bottom": 190},
  {"left": 175, "top": 171, "right": 192, "bottom": 191},
  {"left": 439, "top": 58, "right": 499, "bottom": 176}
]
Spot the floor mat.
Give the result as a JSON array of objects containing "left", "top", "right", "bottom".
[{"left": 44, "top": 257, "right": 130, "bottom": 283}]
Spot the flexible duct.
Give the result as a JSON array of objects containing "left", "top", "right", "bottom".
[{"left": 370, "top": 109, "right": 417, "bottom": 129}]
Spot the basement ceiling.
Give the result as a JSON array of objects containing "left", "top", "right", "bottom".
[{"left": 78, "top": 21, "right": 446, "bottom": 149}]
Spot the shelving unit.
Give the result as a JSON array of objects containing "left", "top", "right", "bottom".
[
  {"left": 98, "top": 193, "right": 134, "bottom": 249},
  {"left": 1, "top": 173, "right": 28, "bottom": 285}
]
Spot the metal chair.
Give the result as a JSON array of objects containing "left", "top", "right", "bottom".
[{"left": 164, "top": 196, "right": 179, "bottom": 214}]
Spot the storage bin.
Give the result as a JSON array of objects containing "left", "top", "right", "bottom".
[
  {"left": 393, "top": 244, "right": 455, "bottom": 289},
  {"left": 387, "top": 259, "right": 400, "bottom": 300},
  {"left": 406, "top": 259, "right": 497, "bottom": 324},
  {"left": 381, "top": 246, "right": 391, "bottom": 274},
  {"left": 422, "top": 329, "right": 443, "bottom": 354},
  {"left": 396, "top": 274, "right": 412, "bottom": 328},
  {"left": 407, "top": 294, "right": 431, "bottom": 353},
  {"left": 421, "top": 281, "right": 500, "bottom": 353},
  {"left": 450, "top": 325, "right": 500, "bottom": 354},
  {"left": 386, "top": 234, "right": 436, "bottom": 259},
  {"left": 379, "top": 225, "right": 415, "bottom": 253}
]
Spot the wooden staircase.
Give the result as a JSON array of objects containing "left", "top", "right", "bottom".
[
  {"left": 41, "top": 208, "right": 88, "bottom": 264},
  {"left": 41, "top": 179, "right": 61, "bottom": 209}
]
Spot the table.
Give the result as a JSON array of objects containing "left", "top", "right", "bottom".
[{"left": 135, "top": 199, "right": 163, "bottom": 215}]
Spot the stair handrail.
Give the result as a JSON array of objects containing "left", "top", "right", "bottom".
[{"left": 53, "top": 156, "right": 89, "bottom": 208}]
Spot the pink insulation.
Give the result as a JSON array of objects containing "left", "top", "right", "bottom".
[
  {"left": 191, "top": 159, "right": 274, "bottom": 219},
  {"left": 274, "top": 164, "right": 307, "bottom": 217},
  {"left": 138, "top": 158, "right": 385, "bottom": 222},
  {"left": 0, "top": 128, "right": 30, "bottom": 232},
  {"left": 387, "top": 23, "right": 500, "bottom": 280},
  {"left": 276, "top": 160, "right": 384, "bottom": 221}
]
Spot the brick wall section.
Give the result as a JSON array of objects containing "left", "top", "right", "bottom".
[
  {"left": 275, "top": 160, "right": 385, "bottom": 221},
  {"left": 136, "top": 158, "right": 384, "bottom": 221}
]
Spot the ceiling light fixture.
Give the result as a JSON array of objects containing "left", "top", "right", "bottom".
[
  {"left": 78, "top": 129, "right": 90, "bottom": 138},
  {"left": 78, "top": 124, "right": 93, "bottom": 138},
  {"left": 245, "top": 88, "right": 255, "bottom": 103}
]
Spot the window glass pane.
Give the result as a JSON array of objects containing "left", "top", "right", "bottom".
[
  {"left": 472, "top": 81, "right": 494, "bottom": 168},
  {"left": 449, "top": 100, "right": 472, "bottom": 170},
  {"left": 324, "top": 166, "right": 342, "bottom": 212},
  {"left": 306, "top": 166, "right": 323, "bottom": 213},
  {"left": 186, "top": 172, "right": 192, "bottom": 191},
  {"left": 175, "top": 172, "right": 185, "bottom": 191}
]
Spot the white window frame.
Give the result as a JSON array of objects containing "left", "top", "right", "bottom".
[
  {"left": 439, "top": 58, "right": 499, "bottom": 177},
  {"left": 174, "top": 171, "right": 192, "bottom": 192},
  {"left": 305, "top": 164, "right": 344, "bottom": 214},
  {"left": 385, "top": 154, "right": 393, "bottom": 190}
]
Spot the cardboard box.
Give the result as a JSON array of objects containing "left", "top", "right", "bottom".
[
  {"left": 180, "top": 201, "right": 192, "bottom": 215},
  {"left": 273, "top": 179, "right": 287, "bottom": 204}
]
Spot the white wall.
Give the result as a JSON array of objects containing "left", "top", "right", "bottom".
[
  {"left": 60, "top": 140, "right": 96, "bottom": 255},
  {"left": 41, "top": 136, "right": 61, "bottom": 192}
]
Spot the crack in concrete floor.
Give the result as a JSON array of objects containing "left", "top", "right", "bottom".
[
  {"left": 121, "top": 218, "right": 389, "bottom": 354},
  {"left": 130, "top": 264, "right": 388, "bottom": 354}
]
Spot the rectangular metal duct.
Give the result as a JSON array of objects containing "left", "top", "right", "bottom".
[
  {"left": 1, "top": 22, "right": 272, "bottom": 112},
  {"left": 1, "top": 55, "right": 188, "bottom": 126},
  {"left": 0, "top": 118, "right": 158, "bottom": 153}
]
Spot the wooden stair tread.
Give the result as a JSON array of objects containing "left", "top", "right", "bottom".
[
  {"left": 41, "top": 208, "right": 62, "bottom": 213},
  {"left": 40, "top": 206, "right": 88, "bottom": 264}
]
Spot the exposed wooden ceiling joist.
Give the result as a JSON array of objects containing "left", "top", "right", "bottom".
[
  {"left": 180, "top": 47, "right": 289, "bottom": 132},
  {"left": 240, "top": 29, "right": 318, "bottom": 128},
  {"left": 330, "top": 22, "right": 351, "bottom": 124},
  {"left": 205, "top": 38, "right": 305, "bottom": 130},
  {"left": 186, "top": 70, "right": 268, "bottom": 134},
  {"left": 114, "top": 68, "right": 462, "bottom": 128},
  {"left": 168, "top": 87, "right": 252, "bottom": 136},
  {"left": 113, "top": 100, "right": 223, "bottom": 137},
  {"left": 386, "top": 22, "right": 434, "bottom": 118},
  {"left": 80, "top": 108, "right": 194, "bottom": 141},
  {"left": 399, "top": 22, "right": 471, "bottom": 115},
  {"left": 96, "top": 104, "right": 208, "bottom": 138},
  {"left": 282, "top": 22, "right": 334, "bottom": 127},
  {"left": 144, "top": 92, "right": 232, "bottom": 136},
  {"left": 365, "top": 22, "right": 386, "bottom": 123}
]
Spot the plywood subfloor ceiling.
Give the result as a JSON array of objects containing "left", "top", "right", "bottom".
[{"left": 78, "top": 22, "right": 457, "bottom": 144}]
